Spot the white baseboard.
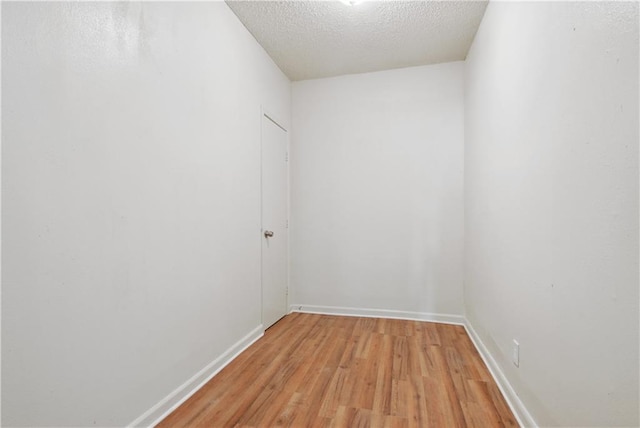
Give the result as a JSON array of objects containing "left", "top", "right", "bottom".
[
  {"left": 289, "top": 304, "right": 465, "bottom": 326},
  {"left": 464, "top": 320, "right": 537, "bottom": 428},
  {"left": 128, "top": 324, "right": 264, "bottom": 428}
]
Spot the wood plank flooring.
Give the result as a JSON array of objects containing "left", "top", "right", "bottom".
[{"left": 158, "top": 313, "right": 518, "bottom": 427}]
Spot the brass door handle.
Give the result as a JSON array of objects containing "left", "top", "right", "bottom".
[{"left": 264, "top": 230, "right": 274, "bottom": 238}]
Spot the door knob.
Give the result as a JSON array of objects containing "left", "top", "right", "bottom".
[{"left": 264, "top": 230, "right": 274, "bottom": 238}]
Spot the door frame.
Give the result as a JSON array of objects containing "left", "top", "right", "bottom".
[{"left": 260, "top": 106, "right": 290, "bottom": 328}]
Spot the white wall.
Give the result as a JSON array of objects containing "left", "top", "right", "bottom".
[
  {"left": 2, "top": 2, "right": 290, "bottom": 426},
  {"left": 291, "top": 63, "right": 464, "bottom": 318},
  {"left": 464, "top": 2, "right": 638, "bottom": 427}
]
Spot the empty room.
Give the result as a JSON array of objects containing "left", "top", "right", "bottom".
[{"left": 2, "top": 0, "right": 638, "bottom": 427}]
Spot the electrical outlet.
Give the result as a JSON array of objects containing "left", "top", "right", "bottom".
[{"left": 512, "top": 340, "right": 520, "bottom": 367}]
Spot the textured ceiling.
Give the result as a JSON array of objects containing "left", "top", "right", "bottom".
[{"left": 226, "top": 0, "right": 488, "bottom": 81}]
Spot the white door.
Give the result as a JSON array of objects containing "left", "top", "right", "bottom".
[{"left": 261, "top": 113, "right": 288, "bottom": 329}]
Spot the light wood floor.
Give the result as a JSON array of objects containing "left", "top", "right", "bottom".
[{"left": 158, "top": 313, "right": 518, "bottom": 427}]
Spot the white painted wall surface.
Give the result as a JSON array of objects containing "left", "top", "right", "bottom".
[
  {"left": 291, "top": 63, "right": 464, "bottom": 317},
  {"left": 2, "top": 2, "right": 290, "bottom": 426},
  {"left": 464, "top": 2, "right": 638, "bottom": 426}
]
